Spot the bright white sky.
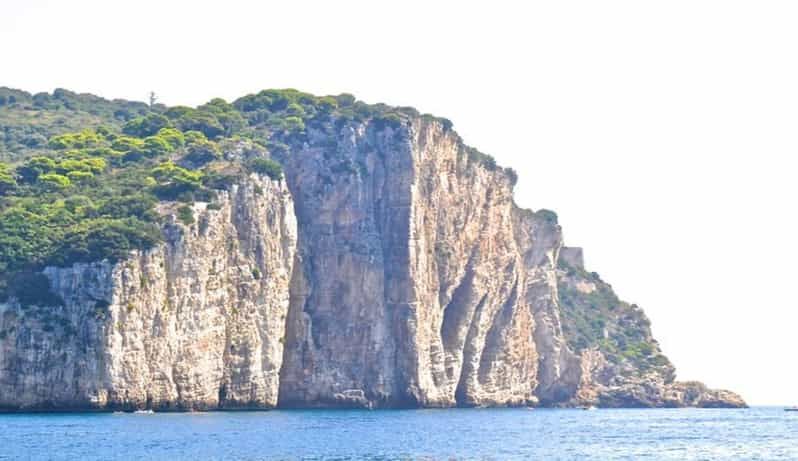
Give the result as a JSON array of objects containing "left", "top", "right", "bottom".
[{"left": 3, "top": 0, "right": 797, "bottom": 405}]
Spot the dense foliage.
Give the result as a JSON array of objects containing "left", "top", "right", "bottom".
[
  {"left": 0, "top": 87, "right": 508, "bottom": 305},
  {"left": 0, "top": 87, "right": 150, "bottom": 162},
  {"left": 557, "top": 259, "right": 673, "bottom": 375}
]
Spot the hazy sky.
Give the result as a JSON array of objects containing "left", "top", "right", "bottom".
[{"left": 3, "top": 0, "right": 796, "bottom": 405}]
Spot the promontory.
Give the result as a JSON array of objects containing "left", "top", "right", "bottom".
[{"left": 0, "top": 88, "right": 745, "bottom": 410}]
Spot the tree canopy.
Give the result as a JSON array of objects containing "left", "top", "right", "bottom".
[{"left": 0, "top": 87, "right": 498, "bottom": 305}]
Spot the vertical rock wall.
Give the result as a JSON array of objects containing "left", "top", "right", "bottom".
[
  {"left": 0, "top": 176, "right": 296, "bottom": 410},
  {"left": 277, "top": 119, "right": 575, "bottom": 407}
]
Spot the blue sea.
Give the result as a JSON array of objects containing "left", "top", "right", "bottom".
[{"left": 1, "top": 407, "right": 796, "bottom": 460}]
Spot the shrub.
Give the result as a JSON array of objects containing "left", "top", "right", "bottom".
[
  {"left": 285, "top": 102, "right": 306, "bottom": 117},
  {"left": 66, "top": 171, "right": 94, "bottom": 184},
  {"left": 58, "top": 158, "right": 107, "bottom": 174},
  {"left": 122, "top": 113, "right": 171, "bottom": 138},
  {"left": 142, "top": 136, "right": 174, "bottom": 157},
  {"left": 336, "top": 93, "right": 356, "bottom": 107},
  {"left": 122, "top": 150, "right": 146, "bottom": 163},
  {"left": 373, "top": 113, "right": 402, "bottom": 130},
  {"left": 155, "top": 128, "right": 185, "bottom": 149},
  {"left": 49, "top": 130, "right": 103, "bottom": 150},
  {"left": 183, "top": 139, "right": 221, "bottom": 165},
  {"left": 536, "top": 209, "right": 558, "bottom": 225},
  {"left": 53, "top": 218, "right": 162, "bottom": 265},
  {"left": 112, "top": 136, "right": 146, "bottom": 155},
  {"left": 95, "top": 125, "right": 115, "bottom": 139},
  {"left": 0, "top": 207, "right": 51, "bottom": 271},
  {"left": 63, "top": 195, "right": 95, "bottom": 214},
  {"left": 266, "top": 141, "right": 289, "bottom": 157},
  {"left": 175, "top": 111, "right": 225, "bottom": 139},
  {"left": 163, "top": 106, "right": 193, "bottom": 120},
  {"left": 176, "top": 205, "right": 194, "bottom": 225},
  {"left": 198, "top": 98, "right": 247, "bottom": 135},
  {"left": 247, "top": 158, "right": 282, "bottom": 180},
  {"left": 504, "top": 167, "right": 518, "bottom": 186},
  {"left": 318, "top": 96, "right": 338, "bottom": 112},
  {"left": 202, "top": 171, "right": 237, "bottom": 190},
  {"left": 17, "top": 156, "right": 57, "bottom": 182},
  {"left": 282, "top": 116, "right": 305, "bottom": 132},
  {"left": 183, "top": 130, "right": 207, "bottom": 144},
  {"left": 150, "top": 161, "right": 204, "bottom": 200},
  {"left": 98, "top": 195, "right": 158, "bottom": 221},
  {"left": 0, "top": 163, "right": 17, "bottom": 194},
  {"left": 86, "top": 147, "right": 121, "bottom": 159},
  {"left": 39, "top": 173, "right": 71, "bottom": 189}
]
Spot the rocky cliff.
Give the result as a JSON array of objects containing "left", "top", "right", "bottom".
[
  {"left": 0, "top": 175, "right": 296, "bottom": 410},
  {"left": 0, "top": 91, "right": 745, "bottom": 410}
]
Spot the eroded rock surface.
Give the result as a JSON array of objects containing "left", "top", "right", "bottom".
[
  {"left": 0, "top": 175, "right": 296, "bottom": 410},
  {"left": 0, "top": 116, "right": 744, "bottom": 410}
]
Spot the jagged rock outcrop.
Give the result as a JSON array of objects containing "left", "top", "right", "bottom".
[
  {"left": 0, "top": 113, "right": 744, "bottom": 410},
  {"left": 556, "top": 247, "right": 744, "bottom": 408}
]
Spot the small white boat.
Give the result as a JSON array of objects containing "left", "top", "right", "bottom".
[{"left": 134, "top": 409, "right": 154, "bottom": 414}]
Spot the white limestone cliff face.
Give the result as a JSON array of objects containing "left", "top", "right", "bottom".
[
  {"left": 0, "top": 175, "right": 296, "bottom": 410},
  {"left": 0, "top": 117, "right": 744, "bottom": 410},
  {"left": 276, "top": 119, "right": 570, "bottom": 408}
]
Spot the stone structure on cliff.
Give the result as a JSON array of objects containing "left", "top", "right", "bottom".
[{"left": 0, "top": 96, "right": 745, "bottom": 410}]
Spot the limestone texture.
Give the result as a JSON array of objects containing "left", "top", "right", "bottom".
[{"left": 0, "top": 116, "right": 744, "bottom": 410}]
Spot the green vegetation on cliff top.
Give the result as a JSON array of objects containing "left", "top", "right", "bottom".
[{"left": 0, "top": 87, "right": 506, "bottom": 303}]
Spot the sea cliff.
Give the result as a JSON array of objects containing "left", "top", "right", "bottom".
[{"left": 0, "top": 88, "right": 745, "bottom": 410}]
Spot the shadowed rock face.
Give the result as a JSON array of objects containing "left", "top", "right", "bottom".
[{"left": 0, "top": 116, "right": 745, "bottom": 410}]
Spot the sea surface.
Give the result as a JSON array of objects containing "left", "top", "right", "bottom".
[{"left": 1, "top": 407, "right": 796, "bottom": 460}]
